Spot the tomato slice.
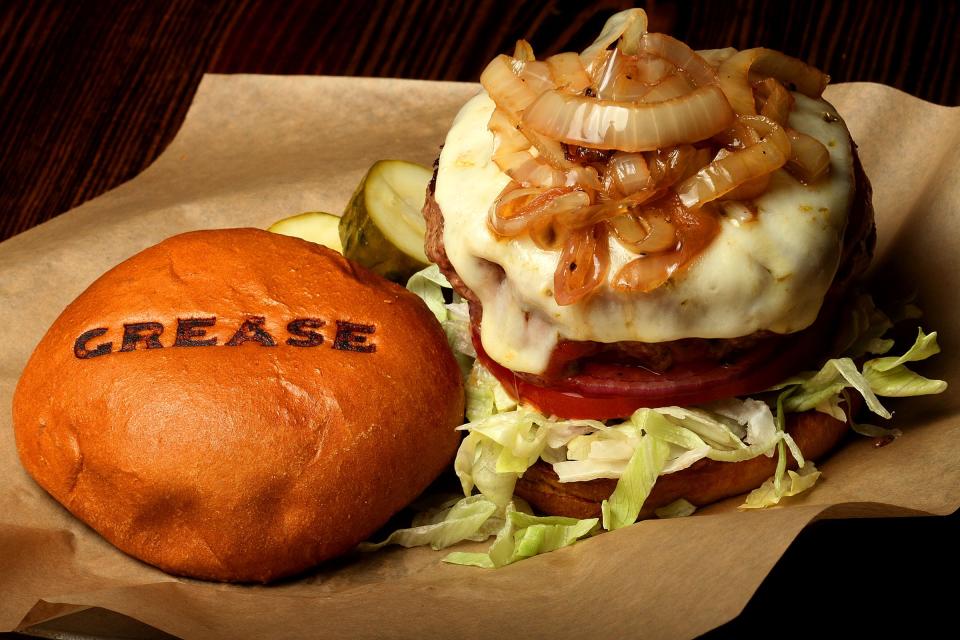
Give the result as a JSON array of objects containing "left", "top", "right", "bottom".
[{"left": 472, "top": 315, "right": 829, "bottom": 420}]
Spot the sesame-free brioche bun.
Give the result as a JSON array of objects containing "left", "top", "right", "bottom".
[{"left": 13, "top": 228, "right": 464, "bottom": 583}]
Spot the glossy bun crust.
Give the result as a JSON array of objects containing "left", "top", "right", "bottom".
[
  {"left": 515, "top": 407, "right": 849, "bottom": 519},
  {"left": 13, "top": 228, "right": 464, "bottom": 582}
]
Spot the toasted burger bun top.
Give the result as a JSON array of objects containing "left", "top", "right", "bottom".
[{"left": 13, "top": 228, "right": 464, "bottom": 583}]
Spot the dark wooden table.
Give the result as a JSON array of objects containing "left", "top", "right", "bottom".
[{"left": 2, "top": 1, "right": 958, "bottom": 637}]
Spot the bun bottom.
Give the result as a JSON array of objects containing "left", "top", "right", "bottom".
[{"left": 514, "top": 408, "right": 850, "bottom": 520}]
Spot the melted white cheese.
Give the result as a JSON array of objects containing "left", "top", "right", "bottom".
[{"left": 435, "top": 91, "right": 854, "bottom": 374}]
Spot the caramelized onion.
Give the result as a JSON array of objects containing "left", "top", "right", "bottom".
[
  {"left": 739, "top": 114, "right": 792, "bottom": 155},
  {"left": 678, "top": 147, "right": 713, "bottom": 182},
  {"left": 755, "top": 78, "right": 794, "bottom": 126},
  {"left": 712, "top": 117, "right": 762, "bottom": 149},
  {"left": 604, "top": 73, "right": 655, "bottom": 102},
  {"left": 490, "top": 187, "right": 590, "bottom": 237},
  {"left": 494, "top": 149, "right": 567, "bottom": 187},
  {"left": 633, "top": 54, "right": 677, "bottom": 84},
  {"left": 488, "top": 108, "right": 529, "bottom": 153},
  {"left": 638, "top": 73, "right": 693, "bottom": 102},
  {"left": 565, "top": 164, "right": 603, "bottom": 192},
  {"left": 610, "top": 153, "right": 653, "bottom": 196},
  {"left": 481, "top": 54, "right": 537, "bottom": 114},
  {"left": 697, "top": 47, "right": 738, "bottom": 68},
  {"left": 554, "top": 223, "right": 610, "bottom": 305},
  {"left": 529, "top": 217, "right": 571, "bottom": 251},
  {"left": 647, "top": 145, "right": 701, "bottom": 189},
  {"left": 676, "top": 116, "right": 789, "bottom": 208},
  {"left": 526, "top": 127, "right": 576, "bottom": 170},
  {"left": 482, "top": 13, "right": 835, "bottom": 305},
  {"left": 522, "top": 86, "right": 735, "bottom": 152},
  {"left": 514, "top": 39, "right": 535, "bottom": 62},
  {"left": 752, "top": 48, "right": 830, "bottom": 97},
  {"left": 547, "top": 52, "right": 593, "bottom": 93},
  {"left": 786, "top": 129, "right": 831, "bottom": 183},
  {"left": 637, "top": 33, "right": 718, "bottom": 87},
  {"left": 614, "top": 249, "right": 681, "bottom": 293},
  {"left": 609, "top": 153, "right": 652, "bottom": 195},
  {"left": 610, "top": 210, "right": 677, "bottom": 253},
  {"left": 613, "top": 199, "right": 719, "bottom": 293},
  {"left": 719, "top": 48, "right": 829, "bottom": 115},
  {"left": 581, "top": 8, "right": 648, "bottom": 67},
  {"left": 519, "top": 60, "right": 556, "bottom": 96},
  {"left": 594, "top": 48, "right": 627, "bottom": 99}
]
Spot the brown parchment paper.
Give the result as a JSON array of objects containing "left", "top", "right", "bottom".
[{"left": 1, "top": 76, "right": 958, "bottom": 640}]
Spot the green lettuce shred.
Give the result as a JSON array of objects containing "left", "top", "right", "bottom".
[
  {"left": 443, "top": 503, "right": 599, "bottom": 568},
  {"left": 465, "top": 360, "right": 517, "bottom": 422},
  {"left": 863, "top": 329, "right": 947, "bottom": 397},
  {"left": 358, "top": 495, "right": 499, "bottom": 551},
  {"left": 740, "top": 462, "right": 822, "bottom": 509},
  {"left": 601, "top": 412, "right": 671, "bottom": 530},
  {"left": 405, "top": 264, "right": 450, "bottom": 322},
  {"left": 406, "top": 265, "right": 474, "bottom": 375},
  {"left": 654, "top": 498, "right": 697, "bottom": 519},
  {"left": 780, "top": 329, "right": 946, "bottom": 421}
]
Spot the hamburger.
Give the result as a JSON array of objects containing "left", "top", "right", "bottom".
[
  {"left": 13, "top": 228, "right": 464, "bottom": 582},
  {"left": 405, "top": 8, "right": 945, "bottom": 552}
]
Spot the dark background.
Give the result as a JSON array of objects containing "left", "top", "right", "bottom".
[
  {"left": 2, "top": 1, "right": 958, "bottom": 637},
  {"left": 2, "top": 0, "right": 958, "bottom": 242}
]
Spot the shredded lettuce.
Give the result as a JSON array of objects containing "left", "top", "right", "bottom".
[
  {"left": 406, "top": 265, "right": 474, "bottom": 376},
  {"left": 863, "top": 329, "right": 947, "bottom": 397},
  {"left": 654, "top": 498, "right": 697, "bottom": 519},
  {"left": 783, "top": 357, "right": 891, "bottom": 418},
  {"left": 740, "top": 462, "right": 822, "bottom": 509},
  {"left": 601, "top": 414, "right": 671, "bottom": 530},
  {"left": 781, "top": 328, "right": 946, "bottom": 422},
  {"left": 443, "top": 503, "right": 599, "bottom": 568},
  {"left": 405, "top": 264, "right": 450, "bottom": 322},
  {"left": 359, "top": 495, "right": 499, "bottom": 551},
  {"left": 465, "top": 360, "right": 517, "bottom": 422},
  {"left": 835, "top": 293, "right": 895, "bottom": 358}
]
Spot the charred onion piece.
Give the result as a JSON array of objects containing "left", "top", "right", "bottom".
[
  {"left": 554, "top": 223, "right": 610, "bottom": 305},
  {"left": 522, "top": 85, "right": 735, "bottom": 152}
]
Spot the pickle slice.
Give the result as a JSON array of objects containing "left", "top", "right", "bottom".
[
  {"left": 268, "top": 211, "right": 344, "bottom": 253},
  {"left": 339, "top": 159, "right": 431, "bottom": 282}
]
